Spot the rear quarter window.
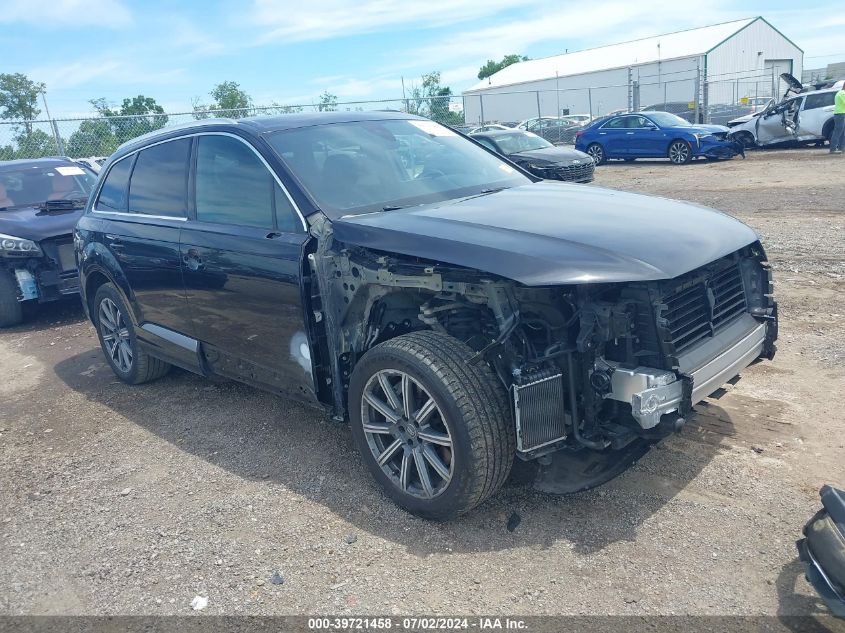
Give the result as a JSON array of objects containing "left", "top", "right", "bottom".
[
  {"left": 128, "top": 138, "right": 191, "bottom": 217},
  {"left": 803, "top": 92, "right": 836, "bottom": 110},
  {"left": 96, "top": 157, "right": 133, "bottom": 211}
]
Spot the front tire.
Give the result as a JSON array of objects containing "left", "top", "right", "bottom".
[
  {"left": 93, "top": 283, "right": 170, "bottom": 384},
  {"left": 0, "top": 270, "right": 24, "bottom": 328},
  {"left": 586, "top": 143, "right": 606, "bottom": 165},
  {"left": 668, "top": 140, "right": 692, "bottom": 164},
  {"left": 348, "top": 331, "right": 514, "bottom": 520}
]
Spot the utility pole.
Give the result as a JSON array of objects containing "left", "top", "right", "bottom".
[
  {"left": 556, "top": 71, "right": 561, "bottom": 117},
  {"left": 41, "top": 90, "right": 65, "bottom": 156}
]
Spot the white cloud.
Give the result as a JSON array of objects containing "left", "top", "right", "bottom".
[
  {"left": 249, "top": 0, "right": 535, "bottom": 43},
  {"left": 0, "top": 0, "right": 131, "bottom": 28},
  {"left": 29, "top": 60, "right": 186, "bottom": 92}
]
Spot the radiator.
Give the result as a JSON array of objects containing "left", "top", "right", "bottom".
[{"left": 512, "top": 372, "right": 567, "bottom": 452}]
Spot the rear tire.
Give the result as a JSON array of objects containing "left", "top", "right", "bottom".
[
  {"left": 586, "top": 143, "right": 606, "bottom": 165},
  {"left": 348, "top": 331, "right": 514, "bottom": 520},
  {"left": 0, "top": 270, "right": 24, "bottom": 328},
  {"left": 93, "top": 283, "right": 170, "bottom": 384}
]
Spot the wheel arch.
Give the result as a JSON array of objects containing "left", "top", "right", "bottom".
[{"left": 822, "top": 118, "right": 834, "bottom": 141}]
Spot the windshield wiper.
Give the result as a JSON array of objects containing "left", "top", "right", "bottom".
[
  {"left": 39, "top": 199, "right": 86, "bottom": 212},
  {"left": 479, "top": 187, "right": 509, "bottom": 194},
  {"left": 381, "top": 205, "right": 407, "bottom": 212}
]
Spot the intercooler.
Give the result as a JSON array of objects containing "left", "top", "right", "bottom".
[{"left": 512, "top": 371, "right": 567, "bottom": 452}]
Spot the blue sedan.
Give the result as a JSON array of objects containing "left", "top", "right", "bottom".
[{"left": 574, "top": 111, "right": 743, "bottom": 165}]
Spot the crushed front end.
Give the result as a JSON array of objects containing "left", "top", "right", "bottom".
[
  {"left": 505, "top": 242, "right": 776, "bottom": 461},
  {"left": 1, "top": 232, "right": 80, "bottom": 303}
]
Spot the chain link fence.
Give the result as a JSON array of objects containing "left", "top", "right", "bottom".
[
  {"left": 464, "top": 66, "right": 791, "bottom": 136},
  {"left": 0, "top": 67, "right": 792, "bottom": 160},
  {"left": 0, "top": 96, "right": 467, "bottom": 161}
]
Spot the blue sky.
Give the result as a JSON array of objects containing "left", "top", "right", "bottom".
[{"left": 1, "top": 0, "right": 842, "bottom": 117}]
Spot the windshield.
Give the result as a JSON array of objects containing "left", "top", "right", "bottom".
[
  {"left": 267, "top": 118, "right": 531, "bottom": 217},
  {"left": 645, "top": 112, "right": 691, "bottom": 127},
  {"left": 491, "top": 132, "right": 552, "bottom": 154},
  {"left": 0, "top": 164, "right": 96, "bottom": 210}
]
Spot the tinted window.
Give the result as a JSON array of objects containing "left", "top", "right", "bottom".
[
  {"left": 195, "top": 135, "right": 277, "bottom": 229},
  {"left": 603, "top": 117, "right": 628, "bottom": 129},
  {"left": 273, "top": 182, "right": 301, "bottom": 232},
  {"left": 128, "top": 139, "right": 190, "bottom": 217},
  {"left": 97, "top": 158, "right": 133, "bottom": 211},
  {"left": 804, "top": 92, "right": 836, "bottom": 110}
]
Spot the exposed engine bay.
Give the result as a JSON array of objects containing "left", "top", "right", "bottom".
[{"left": 305, "top": 216, "right": 778, "bottom": 489}]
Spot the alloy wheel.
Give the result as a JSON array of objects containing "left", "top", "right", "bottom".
[
  {"left": 669, "top": 141, "right": 690, "bottom": 164},
  {"left": 587, "top": 144, "right": 604, "bottom": 164},
  {"left": 360, "top": 369, "right": 453, "bottom": 499},
  {"left": 98, "top": 297, "right": 133, "bottom": 373}
]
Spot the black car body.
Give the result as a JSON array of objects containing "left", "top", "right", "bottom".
[
  {"left": 471, "top": 130, "right": 595, "bottom": 183},
  {"left": 76, "top": 112, "right": 778, "bottom": 519},
  {"left": 798, "top": 486, "right": 845, "bottom": 617},
  {"left": 0, "top": 158, "right": 97, "bottom": 326}
]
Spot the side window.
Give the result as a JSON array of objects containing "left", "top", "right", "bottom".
[
  {"left": 273, "top": 183, "right": 301, "bottom": 233},
  {"left": 603, "top": 117, "right": 627, "bottom": 129},
  {"left": 195, "top": 135, "right": 275, "bottom": 229},
  {"left": 804, "top": 92, "right": 835, "bottom": 110},
  {"left": 128, "top": 139, "right": 190, "bottom": 217},
  {"left": 96, "top": 157, "right": 132, "bottom": 211}
]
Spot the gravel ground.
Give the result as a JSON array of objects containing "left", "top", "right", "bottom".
[{"left": 0, "top": 148, "right": 843, "bottom": 617}]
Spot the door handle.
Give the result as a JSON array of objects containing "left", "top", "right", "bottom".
[
  {"left": 265, "top": 231, "right": 283, "bottom": 239},
  {"left": 626, "top": 132, "right": 635, "bottom": 135}
]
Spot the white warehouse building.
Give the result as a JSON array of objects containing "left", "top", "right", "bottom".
[{"left": 462, "top": 17, "right": 803, "bottom": 125}]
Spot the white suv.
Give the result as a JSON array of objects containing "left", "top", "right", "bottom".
[{"left": 728, "top": 87, "right": 838, "bottom": 147}]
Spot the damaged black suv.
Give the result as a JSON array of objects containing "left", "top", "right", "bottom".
[
  {"left": 76, "top": 113, "right": 778, "bottom": 520},
  {"left": 1, "top": 158, "right": 97, "bottom": 326}
]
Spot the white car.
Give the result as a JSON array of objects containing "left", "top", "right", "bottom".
[{"left": 727, "top": 74, "right": 839, "bottom": 147}]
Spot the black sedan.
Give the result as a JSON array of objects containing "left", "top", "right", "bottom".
[{"left": 471, "top": 130, "right": 595, "bottom": 183}]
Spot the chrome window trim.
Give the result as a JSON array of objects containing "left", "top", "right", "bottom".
[{"left": 91, "top": 131, "right": 308, "bottom": 232}]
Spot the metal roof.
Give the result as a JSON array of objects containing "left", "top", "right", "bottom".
[{"left": 465, "top": 17, "right": 760, "bottom": 92}]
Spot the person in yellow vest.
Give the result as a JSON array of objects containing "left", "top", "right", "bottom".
[{"left": 831, "top": 84, "right": 845, "bottom": 154}]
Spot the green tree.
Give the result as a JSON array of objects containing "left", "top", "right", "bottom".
[
  {"left": 66, "top": 119, "right": 118, "bottom": 157},
  {"left": 477, "top": 54, "right": 529, "bottom": 80},
  {"left": 14, "top": 129, "right": 56, "bottom": 158},
  {"left": 317, "top": 91, "right": 338, "bottom": 112},
  {"left": 408, "top": 72, "right": 463, "bottom": 125},
  {"left": 193, "top": 81, "right": 253, "bottom": 119},
  {"left": 0, "top": 73, "right": 45, "bottom": 135},
  {"left": 91, "top": 95, "right": 168, "bottom": 145}
]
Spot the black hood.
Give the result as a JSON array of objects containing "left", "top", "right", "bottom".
[
  {"left": 0, "top": 205, "right": 83, "bottom": 242},
  {"left": 332, "top": 182, "right": 758, "bottom": 286},
  {"left": 508, "top": 146, "right": 591, "bottom": 165}
]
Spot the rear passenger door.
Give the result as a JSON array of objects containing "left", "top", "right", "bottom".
[
  {"left": 179, "top": 133, "right": 314, "bottom": 397},
  {"left": 94, "top": 137, "right": 197, "bottom": 369},
  {"left": 598, "top": 116, "right": 631, "bottom": 156}
]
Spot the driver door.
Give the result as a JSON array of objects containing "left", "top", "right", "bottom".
[{"left": 756, "top": 97, "right": 800, "bottom": 144}]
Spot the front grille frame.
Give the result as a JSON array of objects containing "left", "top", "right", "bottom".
[
  {"left": 655, "top": 256, "right": 749, "bottom": 360},
  {"left": 532, "top": 161, "right": 595, "bottom": 182}
]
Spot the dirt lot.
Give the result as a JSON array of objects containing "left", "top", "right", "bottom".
[{"left": 1, "top": 148, "right": 844, "bottom": 617}]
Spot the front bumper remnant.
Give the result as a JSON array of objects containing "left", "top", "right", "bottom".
[{"left": 604, "top": 315, "right": 768, "bottom": 429}]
